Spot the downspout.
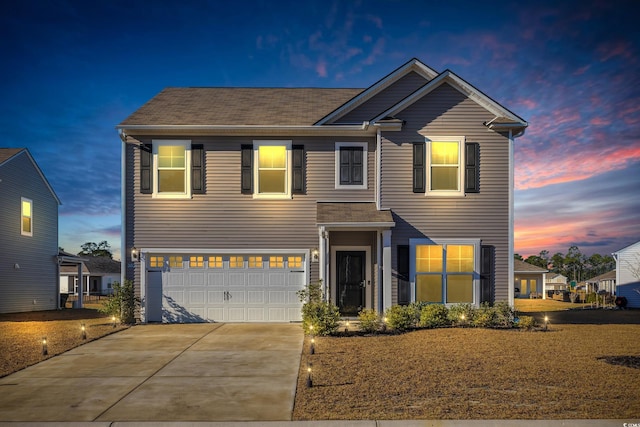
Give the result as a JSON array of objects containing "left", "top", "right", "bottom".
[
  {"left": 508, "top": 129, "right": 515, "bottom": 306},
  {"left": 376, "top": 128, "right": 382, "bottom": 210},
  {"left": 119, "top": 129, "right": 126, "bottom": 287}
]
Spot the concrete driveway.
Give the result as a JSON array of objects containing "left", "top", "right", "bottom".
[{"left": 0, "top": 323, "right": 303, "bottom": 422}]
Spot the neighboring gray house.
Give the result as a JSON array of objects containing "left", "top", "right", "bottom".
[
  {"left": 585, "top": 269, "right": 616, "bottom": 294},
  {"left": 613, "top": 241, "right": 640, "bottom": 308},
  {"left": 117, "top": 58, "right": 528, "bottom": 323},
  {"left": 0, "top": 148, "right": 61, "bottom": 313},
  {"left": 514, "top": 259, "right": 547, "bottom": 299},
  {"left": 60, "top": 256, "right": 121, "bottom": 296}
]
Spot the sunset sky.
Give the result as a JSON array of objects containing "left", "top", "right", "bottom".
[{"left": 1, "top": 0, "right": 638, "bottom": 260}]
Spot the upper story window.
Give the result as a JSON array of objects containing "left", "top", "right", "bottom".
[
  {"left": 253, "top": 141, "right": 292, "bottom": 199},
  {"left": 152, "top": 140, "right": 191, "bottom": 199},
  {"left": 335, "top": 142, "right": 367, "bottom": 189},
  {"left": 21, "top": 197, "right": 32, "bottom": 236},
  {"left": 427, "top": 137, "right": 464, "bottom": 196}
]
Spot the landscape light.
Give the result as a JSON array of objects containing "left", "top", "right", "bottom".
[
  {"left": 345, "top": 320, "right": 350, "bottom": 332},
  {"left": 81, "top": 323, "right": 86, "bottom": 340},
  {"left": 112, "top": 316, "right": 117, "bottom": 328},
  {"left": 544, "top": 315, "right": 549, "bottom": 331},
  {"left": 306, "top": 362, "right": 313, "bottom": 388},
  {"left": 42, "top": 337, "right": 48, "bottom": 356},
  {"left": 310, "top": 337, "right": 315, "bottom": 355}
]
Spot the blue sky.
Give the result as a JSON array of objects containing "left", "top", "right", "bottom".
[{"left": 1, "top": 0, "right": 638, "bottom": 260}]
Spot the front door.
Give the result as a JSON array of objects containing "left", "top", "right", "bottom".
[{"left": 336, "top": 251, "right": 366, "bottom": 316}]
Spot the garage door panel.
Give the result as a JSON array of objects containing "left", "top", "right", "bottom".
[
  {"left": 288, "top": 308, "right": 302, "bottom": 322},
  {"left": 207, "top": 273, "right": 225, "bottom": 286},
  {"left": 166, "top": 291, "right": 184, "bottom": 303},
  {"left": 167, "top": 273, "right": 184, "bottom": 286},
  {"left": 228, "top": 273, "right": 246, "bottom": 286},
  {"left": 268, "top": 308, "right": 286, "bottom": 322},
  {"left": 188, "top": 272, "right": 205, "bottom": 285},
  {"left": 208, "top": 291, "right": 224, "bottom": 304},
  {"left": 227, "top": 290, "right": 246, "bottom": 304},
  {"left": 267, "top": 272, "right": 285, "bottom": 286},
  {"left": 248, "top": 273, "right": 265, "bottom": 285},
  {"left": 288, "top": 290, "right": 301, "bottom": 304},
  {"left": 269, "top": 291, "right": 286, "bottom": 304},
  {"left": 247, "top": 290, "right": 265, "bottom": 304},
  {"left": 228, "top": 307, "right": 245, "bottom": 321},
  {"left": 207, "top": 307, "right": 225, "bottom": 322},
  {"left": 189, "top": 291, "right": 205, "bottom": 304},
  {"left": 248, "top": 308, "right": 265, "bottom": 321}
]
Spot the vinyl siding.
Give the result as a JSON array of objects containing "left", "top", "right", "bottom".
[
  {"left": 333, "top": 71, "right": 428, "bottom": 124},
  {"left": 125, "top": 136, "right": 376, "bottom": 292},
  {"left": 0, "top": 153, "right": 59, "bottom": 313},
  {"left": 616, "top": 243, "right": 640, "bottom": 285},
  {"left": 381, "top": 83, "right": 512, "bottom": 303}
]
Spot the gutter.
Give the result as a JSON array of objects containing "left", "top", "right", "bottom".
[{"left": 116, "top": 124, "right": 376, "bottom": 137}]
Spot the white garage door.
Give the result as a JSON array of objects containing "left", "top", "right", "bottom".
[{"left": 149, "top": 253, "right": 306, "bottom": 322}]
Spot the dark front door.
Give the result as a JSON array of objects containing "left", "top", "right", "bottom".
[{"left": 337, "top": 251, "right": 366, "bottom": 316}]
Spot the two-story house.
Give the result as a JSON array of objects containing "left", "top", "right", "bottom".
[
  {"left": 117, "top": 58, "right": 527, "bottom": 323},
  {"left": 0, "top": 148, "right": 61, "bottom": 313}
]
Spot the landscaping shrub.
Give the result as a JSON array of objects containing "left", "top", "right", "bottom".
[
  {"left": 407, "top": 301, "right": 429, "bottom": 325},
  {"left": 493, "top": 301, "right": 516, "bottom": 328},
  {"left": 297, "top": 280, "right": 340, "bottom": 336},
  {"left": 448, "top": 303, "right": 475, "bottom": 326},
  {"left": 517, "top": 315, "right": 537, "bottom": 331},
  {"left": 418, "top": 304, "right": 450, "bottom": 328},
  {"left": 358, "top": 309, "right": 382, "bottom": 333},
  {"left": 98, "top": 280, "right": 139, "bottom": 324},
  {"left": 472, "top": 302, "right": 497, "bottom": 328},
  {"left": 384, "top": 305, "right": 415, "bottom": 331}
]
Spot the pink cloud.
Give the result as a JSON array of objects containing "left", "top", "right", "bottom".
[
  {"left": 316, "top": 60, "right": 327, "bottom": 78},
  {"left": 589, "top": 117, "right": 611, "bottom": 126},
  {"left": 597, "top": 40, "right": 635, "bottom": 62}
]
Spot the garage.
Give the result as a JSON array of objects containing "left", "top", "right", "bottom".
[{"left": 144, "top": 253, "right": 307, "bottom": 323}]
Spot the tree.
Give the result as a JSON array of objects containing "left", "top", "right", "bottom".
[
  {"left": 525, "top": 255, "right": 547, "bottom": 268},
  {"left": 78, "top": 241, "right": 113, "bottom": 259},
  {"left": 514, "top": 253, "right": 523, "bottom": 261},
  {"left": 565, "top": 245, "right": 585, "bottom": 282},
  {"left": 550, "top": 252, "right": 565, "bottom": 274}
]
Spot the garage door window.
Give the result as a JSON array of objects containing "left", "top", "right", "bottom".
[
  {"left": 169, "top": 256, "right": 183, "bottom": 268},
  {"left": 190, "top": 256, "right": 204, "bottom": 268},
  {"left": 150, "top": 256, "right": 164, "bottom": 268},
  {"left": 288, "top": 256, "right": 302, "bottom": 268},
  {"left": 230, "top": 256, "right": 244, "bottom": 268},
  {"left": 249, "top": 256, "right": 263, "bottom": 268},
  {"left": 270, "top": 256, "right": 284, "bottom": 268},
  {"left": 208, "top": 256, "right": 222, "bottom": 268}
]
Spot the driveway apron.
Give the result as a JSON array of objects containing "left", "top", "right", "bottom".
[{"left": 0, "top": 323, "right": 303, "bottom": 422}]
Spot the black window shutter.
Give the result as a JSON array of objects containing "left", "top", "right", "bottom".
[
  {"left": 140, "top": 143, "right": 152, "bottom": 194},
  {"left": 292, "top": 145, "right": 305, "bottom": 194},
  {"left": 465, "top": 142, "right": 479, "bottom": 193},
  {"left": 191, "top": 144, "right": 205, "bottom": 194},
  {"left": 397, "top": 245, "right": 410, "bottom": 305},
  {"left": 480, "top": 245, "right": 494, "bottom": 304},
  {"left": 241, "top": 144, "right": 253, "bottom": 194},
  {"left": 351, "top": 147, "right": 363, "bottom": 185},
  {"left": 412, "top": 143, "right": 425, "bottom": 193}
]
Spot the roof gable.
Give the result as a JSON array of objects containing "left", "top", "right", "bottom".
[
  {"left": 614, "top": 240, "right": 640, "bottom": 255},
  {"left": 370, "top": 69, "right": 528, "bottom": 134},
  {"left": 316, "top": 58, "right": 438, "bottom": 125},
  {"left": 0, "top": 148, "right": 61, "bottom": 205},
  {"left": 514, "top": 259, "right": 548, "bottom": 273}
]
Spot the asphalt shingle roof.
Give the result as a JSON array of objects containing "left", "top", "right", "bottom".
[
  {"left": 120, "top": 87, "right": 364, "bottom": 127},
  {"left": 514, "top": 259, "right": 548, "bottom": 273},
  {"left": 317, "top": 202, "right": 394, "bottom": 224}
]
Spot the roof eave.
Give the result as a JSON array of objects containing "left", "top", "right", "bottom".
[{"left": 117, "top": 124, "right": 377, "bottom": 137}]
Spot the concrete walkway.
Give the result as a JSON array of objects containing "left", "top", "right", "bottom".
[{"left": 0, "top": 323, "right": 303, "bottom": 422}]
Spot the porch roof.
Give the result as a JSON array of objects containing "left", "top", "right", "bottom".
[{"left": 316, "top": 202, "right": 395, "bottom": 228}]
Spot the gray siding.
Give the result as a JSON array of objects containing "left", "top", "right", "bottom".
[
  {"left": 0, "top": 152, "right": 59, "bottom": 313},
  {"left": 381, "top": 83, "right": 512, "bottom": 303},
  {"left": 333, "top": 71, "right": 428, "bottom": 124},
  {"left": 125, "top": 136, "right": 376, "bottom": 293}
]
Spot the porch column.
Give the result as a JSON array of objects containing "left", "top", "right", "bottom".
[
  {"left": 542, "top": 273, "right": 547, "bottom": 299},
  {"left": 382, "top": 229, "right": 392, "bottom": 310},
  {"left": 318, "top": 226, "right": 327, "bottom": 301},
  {"left": 76, "top": 263, "right": 84, "bottom": 308}
]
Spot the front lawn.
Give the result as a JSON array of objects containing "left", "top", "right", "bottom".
[{"left": 293, "top": 306, "right": 640, "bottom": 420}]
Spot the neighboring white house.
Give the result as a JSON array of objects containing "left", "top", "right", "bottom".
[
  {"left": 585, "top": 269, "right": 616, "bottom": 294},
  {"left": 545, "top": 273, "right": 568, "bottom": 292},
  {"left": 613, "top": 241, "right": 640, "bottom": 308},
  {"left": 60, "top": 256, "right": 121, "bottom": 296},
  {"left": 514, "top": 259, "right": 547, "bottom": 299}
]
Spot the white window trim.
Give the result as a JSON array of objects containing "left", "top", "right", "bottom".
[
  {"left": 21, "top": 197, "right": 33, "bottom": 236},
  {"left": 152, "top": 140, "right": 191, "bottom": 199},
  {"left": 335, "top": 142, "right": 368, "bottom": 189},
  {"left": 409, "top": 238, "right": 480, "bottom": 306},
  {"left": 425, "top": 136, "right": 465, "bottom": 197},
  {"left": 253, "top": 140, "right": 292, "bottom": 199}
]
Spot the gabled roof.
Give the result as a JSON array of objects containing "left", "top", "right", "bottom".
[
  {"left": 317, "top": 202, "right": 395, "bottom": 227},
  {"left": 370, "top": 69, "right": 528, "bottom": 135},
  {"left": 586, "top": 269, "right": 616, "bottom": 283},
  {"left": 0, "top": 148, "right": 61, "bottom": 205},
  {"left": 60, "top": 256, "right": 121, "bottom": 274},
  {"left": 514, "top": 259, "right": 548, "bottom": 273},
  {"left": 119, "top": 87, "right": 363, "bottom": 127},
  {"left": 315, "top": 58, "right": 439, "bottom": 125},
  {"left": 613, "top": 240, "right": 640, "bottom": 255}
]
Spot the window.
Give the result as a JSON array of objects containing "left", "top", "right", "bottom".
[
  {"left": 270, "top": 256, "right": 284, "bottom": 268},
  {"left": 190, "top": 256, "right": 204, "bottom": 268},
  {"left": 169, "top": 256, "right": 183, "bottom": 268},
  {"left": 208, "top": 256, "right": 223, "bottom": 268},
  {"left": 427, "top": 137, "right": 464, "bottom": 196},
  {"left": 249, "top": 256, "right": 263, "bottom": 268},
  {"left": 149, "top": 256, "right": 164, "bottom": 268},
  {"left": 230, "top": 256, "right": 244, "bottom": 268},
  {"left": 153, "top": 140, "right": 191, "bottom": 198},
  {"left": 411, "top": 239, "right": 478, "bottom": 304},
  {"left": 288, "top": 256, "right": 302, "bottom": 268},
  {"left": 254, "top": 141, "right": 292, "bottom": 198},
  {"left": 335, "top": 142, "right": 367, "bottom": 189},
  {"left": 21, "top": 197, "right": 32, "bottom": 236}
]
